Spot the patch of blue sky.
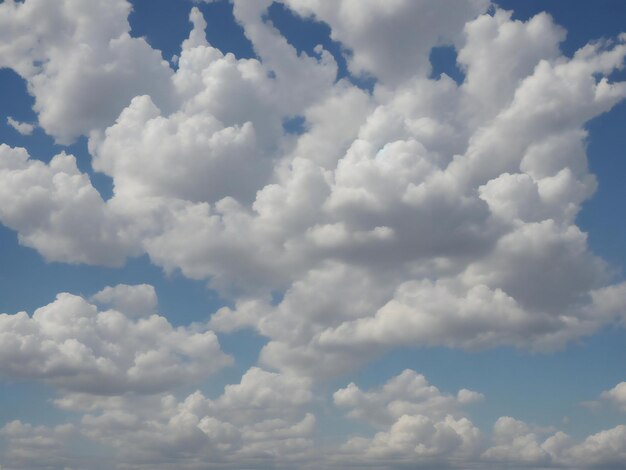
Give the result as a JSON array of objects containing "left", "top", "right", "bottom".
[
  {"left": 429, "top": 45, "right": 465, "bottom": 84},
  {"left": 129, "top": 0, "right": 256, "bottom": 63},
  {"left": 282, "top": 114, "right": 307, "bottom": 134}
]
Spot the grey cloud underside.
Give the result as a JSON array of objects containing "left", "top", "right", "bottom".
[{"left": 0, "top": 0, "right": 626, "bottom": 468}]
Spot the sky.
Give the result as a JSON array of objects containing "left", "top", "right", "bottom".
[{"left": 0, "top": 0, "right": 626, "bottom": 468}]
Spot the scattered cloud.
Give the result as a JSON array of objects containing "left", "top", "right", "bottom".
[{"left": 0, "top": 0, "right": 625, "bottom": 468}]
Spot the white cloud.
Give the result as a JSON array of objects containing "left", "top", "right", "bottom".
[
  {"left": 334, "top": 369, "right": 483, "bottom": 428},
  {"left": 561, "top": 425, "right": 626, "bottom": 467},
  {"left": 482, "top": 417, "right": 626, "bottom": 469},
  {"left": 6, "top": 116, "right": 35, "bottom": 135},
  {"left": 1, "top": 3, "right": 626, "bottom": 467},
  {"left": 54, "top": 367, "right": 315, "bottom": 468},
  {"left": 601, "top": 382, "right": 626, "bottom": 412},
  {"left": 482, "top": 416, "right": 554, "bottom": 464},
  {"left": 0, "top": 144, "right": 134, "bottom": 266},
  {"left": 0, "top": 289, "right": 231, "bottom": 394},
  {"left": 279, "top": 0, "right": 489, "bottom": 85},
  {"left": 0, "top": 0, "right": 174, "bottom": 144},
  {"left": 91, "top": 284, "right": 158, "bottom": 318},
  {"left": 332, "top": 370, "right": 483, "bottom": 466},
  {"left": 0, "top": 4, "right": 624, "bottom": 378}
]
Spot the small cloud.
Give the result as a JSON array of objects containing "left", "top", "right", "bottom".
[
  {"left": 7, "top": 116, "right": 35, "bottom": 135},
  {"left": 600, "top": 381, "right": 626, "bottom": 412},
  {"left": 91, "top": 283, "right": 158, "bottom": 317}
]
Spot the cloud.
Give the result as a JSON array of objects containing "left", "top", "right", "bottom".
[
  {"left": 0, "top": 288, "right": 231, "bottom": 394},
  {"left": 0, "top": 421, "right": 80, "bottom": 470},
  {"left": 0, "top": 3, "right": 624, "bottom": 380},
  {"left": 4, "top": 366, "right": 626, "bottom": 468},
  {"left": 482, "top": 417, "right": 626, "bottom": 469},
  {"left": 49, "top": 367, "right": 315, "bottom": 468},
  {"left": 279, "top": 0, "right": 490, "bottom": 85},
  {"left": 332, "top": 373, "right": 626, "bottom": 469},
  {"left": 1, "top": 2, "right": 626, "bottom": 467},
  {"left": 331, "top": 369, "right": 484, "bottom": 466},
  {"left": 0, "top": 0, "right": 174, "bottom": 144},
  {"left": 91, "top": 284, "right": 158, "bottom": 318},
  {"left": 6, "top": 116, "right": 35, "bottom": 135},
  {"left": 601, "top": 382, "right": 626, "bottom": 412},
  {"left": 0, "top": 144, "right": 134, "bottom": 266},
  {"left": 334, "top": 369, "right": 484, "bottom": 427}
]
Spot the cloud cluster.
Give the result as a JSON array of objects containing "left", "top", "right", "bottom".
[
  {"left": 333, "top": 370, "right": 484, "bottom": 465},
  {"left": 2, "top": 367, "right": 315, "bottom": 469},
  {"left": 2, "top": 360, "right": 626, "bottom": 468},
  {"left": 482, "top": 416, "right": 626, "bottom": 468},
  {"left": 0, "top": 285, "right": 231, "bottom": 394},
  {"left": 332, "top": 371, "right": 626, "bottom": 469},
  {"left": 0, "top": 0, "right": 626, "bottom": 468},
  {"left": 279, "top": 0, "right": 489, "bottom": 85},
  {"left": 0, "top": 0, "right": 173, "bottom": 144}
]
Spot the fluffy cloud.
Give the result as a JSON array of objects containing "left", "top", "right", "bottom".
[
  {"left": 331, "top": 373, "right": 626, "bottom": 469},
  {"left": 91, "top": 283, "right": 158, "bottom": 317},
  {"left": 334, "top": 369, "right": 484, "bottom": 427},
  {"left": 332, "top": 370, "right": 484, "bottom": 466},
  {"left": 49, "top": 367, "right": 315, "bottom": 468},
  {"left": 1, "top": 1, "right": 626, "bottom": 467},
  {"left": 279, "top": 0, "right": 489, "bottom": 85},
  {"left": 0, "top": 0, "right": 173, "bottom": 143},
  {"left": 4, "top": 366, "right": 626, "bottom": 469},
  {"left": 0, "top": 286, "right": 231, "bottom": 394},
  {"left": 482, "top": 417, "right": 626, "bottom": 468},
  {"left": 601, "top": 381, "right": 626, "bottom": 412},
  {"left": 0, "top": 144, "right": 134, "bottom": 266},
  {"left": 2, "top": 2, "right": 623, "bottom": 375}
]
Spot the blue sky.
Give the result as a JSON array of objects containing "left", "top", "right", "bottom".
[{"left": 1, "top": 0, "right": 626, "bottom": 468}]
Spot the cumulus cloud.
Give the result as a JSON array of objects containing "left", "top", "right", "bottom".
[
  {"left": 1, "top": 1, "right": 626, "bottom": 468},
  {"left": 0, "top": 288, "right": 231, "bottom": 394},
  {"left": 279, "top": 0, "right": 490, "bottom": 85},
  {"left": 1, "top": 1, "right": 624, "bottom": 377},
  {"left": 48, "top": 367, "right": 315, "bottom": 468},
  {"left": 331, "top": 372, "right": 626, "bottom": 469},
  {"left": 0, "top": 421, "right": 80, "bottom": 470},
  {"left": 91, "top": 283, "right": 158, "bottom": 317},
  {"left": 0, "top": 144, "right": 134, "bottom": 266},
  {"left": 0, "top": 0, "right": 174, "bottom": 143},
  {"left": 332, "top": 370, "right": 484, "bottom": 466},
  {"left": 601, "top": 382, "right": 626, "bottom": 412},
  {"left": 482, "top": 417, "right": 626, "bottom": 469},
  {"left": 4, "top": 366, "right": 626, "bottom": 469},
  {"left": 334, "top": 369, "right": 484, "bottom": 426}
]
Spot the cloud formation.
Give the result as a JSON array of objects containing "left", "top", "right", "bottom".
[
  {"left": 0, "top": 287, "right": 231, "bottom": 394},
  {"left": 0, "top": 0, "right": 625, "bottom": 468}
]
